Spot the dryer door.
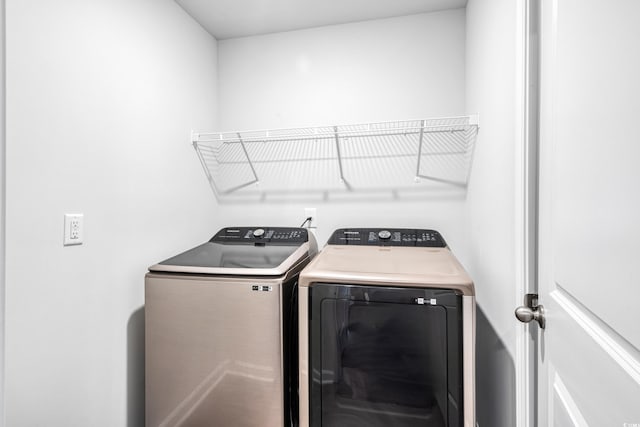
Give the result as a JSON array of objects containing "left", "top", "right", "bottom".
[{"left": 309, "top": 284, "right": 463, "bottom": 427}]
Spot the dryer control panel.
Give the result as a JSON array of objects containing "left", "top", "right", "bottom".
[
  {"left": 327, "top": 228, "right": 446, "bottom": 247},
  {"left": 211, "top": 227, "right": 309, "bottom": 245}
]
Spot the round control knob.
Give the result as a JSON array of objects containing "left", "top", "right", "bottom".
[
  {"left": 378, "top": 230, "right": 391, "bottom": 239},
  {"left": 253, "top": 228, "right": 265, "bottom": 238}
]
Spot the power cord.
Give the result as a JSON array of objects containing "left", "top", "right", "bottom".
[{"left": 299, "top": 216, "right": 313, "bottom": 228}]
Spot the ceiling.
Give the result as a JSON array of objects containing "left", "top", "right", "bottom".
[{"left": 175, "top": 0, "right": 467, "bottom": 40}]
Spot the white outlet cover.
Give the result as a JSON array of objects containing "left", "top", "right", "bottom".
[{"left": 64, "top": 213, "right": 84, "bottom": 246}]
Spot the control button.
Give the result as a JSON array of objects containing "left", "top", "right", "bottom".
[
  {"left": 253, "top": 228, "right": 265, "bottom": 238},
  {"left": 378, "top": 230, "right": 391, "bottom": 239}
]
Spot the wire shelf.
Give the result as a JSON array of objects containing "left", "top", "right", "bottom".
[{"left": 192, "top": 115, "right": 479, "bottom": 198}]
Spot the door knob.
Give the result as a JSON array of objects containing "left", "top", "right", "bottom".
[{"left": 515, "top": 293, "right": 545, "bottom": 329}]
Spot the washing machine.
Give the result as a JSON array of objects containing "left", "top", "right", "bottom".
[
  {"left": 298, "top": 228, "right": 475, "bottom": 427},
  {"left": 145, "top": 226, "right": 317, "bottom": 427}
]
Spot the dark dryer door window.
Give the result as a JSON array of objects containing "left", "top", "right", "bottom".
[{"left": 310, "top": 284, "right": 462, "bottom": 427}]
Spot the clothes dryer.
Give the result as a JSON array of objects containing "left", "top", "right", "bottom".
[
  {"left": 298, "top": 228, "right": 475, "bottom": 427},
  {"left": 146, "top": 226, "right": 317, "bottom": 427}
]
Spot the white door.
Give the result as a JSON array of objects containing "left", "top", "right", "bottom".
[{"left": 536, "top": 0, "right": 640, "bottom": 425}]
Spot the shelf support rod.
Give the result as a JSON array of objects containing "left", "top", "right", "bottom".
[
  {"left": 193, "top": 140, "right": 221, "bottom": 197},
  {"left": 415, "top": 119, "right": 426, "bottom": 177},
  {"left": 231, "top": 132, "right": 260, "bottom": 193},
  {"left": 334, "top": 126, "right": 351, "bottom": 190}
]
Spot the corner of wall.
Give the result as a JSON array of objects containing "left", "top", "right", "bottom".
[{"left": 0, "top": 0, "right": 6, "bottom": 424}]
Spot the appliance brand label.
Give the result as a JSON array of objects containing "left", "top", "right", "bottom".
[{"left": 251, "top": 285, "right": 273, "bottom": 292}]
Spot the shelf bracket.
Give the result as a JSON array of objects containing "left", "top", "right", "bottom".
[
  {"left": 193, "top": 139, "right": 217, "bottom": 194},
  {"left": 222, "top": 132, "right": 260, "bottom": 194},
  {"left": 415, "top": 119, "right": 426, "bottom": 179},
  {"left": 334, "top": 126, "right": 351, "bottom": 190}
]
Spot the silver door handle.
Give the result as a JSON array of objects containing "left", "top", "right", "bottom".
[{"left": 515, "top": 293, "right": 545, "bottom": 329}]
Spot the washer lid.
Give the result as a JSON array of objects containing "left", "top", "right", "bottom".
[{"left": 148, "top": 227, "right": 313, "bottom": 276}]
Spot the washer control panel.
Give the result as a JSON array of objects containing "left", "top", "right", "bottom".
[
  {"left": 211, "top": 227, "right": 308, "bottom": 245},
  {"left": 327, "top": 228, "right": 446, "bottom": 247}
]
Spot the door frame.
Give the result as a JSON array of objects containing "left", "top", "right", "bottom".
[
  {"left": 514, "top": 0, "right": 540, "bottom": 426},
  {"left": 0, "top": 0, "right": 7, "bottom": 427},
  {"left": 0, "top": 1, "right": 6, "bottom": 425}
]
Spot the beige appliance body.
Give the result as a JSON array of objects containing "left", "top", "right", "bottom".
[
  {"left": 298, "top": 228, "right": 475, "bottom": 427},
  {"left": 145, "top": 227, "right": 317, "bottom": 427}
]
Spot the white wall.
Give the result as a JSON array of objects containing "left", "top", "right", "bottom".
[
  {"left": 4, "top": 1, "right": 217, "bottom": 426},
  {"left": 218, "top": 10, "right": 465, "bottom": 130},
  {"left": 462, "top": 0, "right": 519, "bottom": 425},
  {"left": 215, "top": 10, "right": 468, "bottom": 247},
  {"left": 464, "top": 0, "right": 518, "bottom": 355},
  {"left": 0, "top": 0, "right": 5, "bottom": 424}
]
